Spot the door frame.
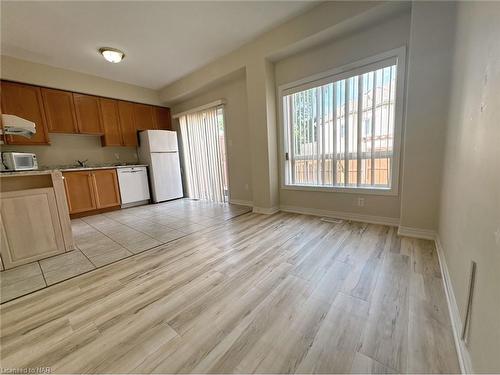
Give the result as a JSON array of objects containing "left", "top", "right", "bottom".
[
  {"left": 176, "top": 104, "right": 231, "bottom": 203},
  {"left": 219, "top": 106, "right": 231, "bottom": 203}
]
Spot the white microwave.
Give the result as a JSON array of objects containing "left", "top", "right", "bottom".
[{"left": 2, "top": 152, "right": 38, "bottom": 171}]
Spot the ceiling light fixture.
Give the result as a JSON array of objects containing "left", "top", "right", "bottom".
[{"left": 99, "top": 47, "right": 125, "bottom": 63}]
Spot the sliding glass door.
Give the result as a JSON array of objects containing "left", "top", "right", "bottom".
[{"left": 179, "top": 106, "right": 228, "bottom": 203}]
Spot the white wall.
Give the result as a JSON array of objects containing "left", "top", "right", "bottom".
[
  {"left": 438, "top": 2, "right": 500, "bottom": 372},
  {"left": 1, "top": 55, "right": 162, "bottom": 166},
  {"left": 172, "top": 72, "right": 253, "bottom": 204},
  {"left": 275, "top": 11, "right": 410, "bottom": 221}
]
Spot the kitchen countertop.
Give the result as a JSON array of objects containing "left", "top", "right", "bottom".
[
  {"left": 0, "top": 169, "right": 55, "bottom": 177},
  {"left": 0, "top": 164, "right": 148, "bottom": 177},
  {"left": 60, "top": 164, "right": 148, "bottom": 172}
]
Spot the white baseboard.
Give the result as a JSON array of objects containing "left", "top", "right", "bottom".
[
  {"left": 279, "top": 205, "right": 399, "bottom": 226},
  {"left": 435, "top": 236, "right": 473, "bottom": 374},
  {"left": 397, "top": 225, "right": 436, "bottom": 240},
  {"left": 229, "top": 199, "right": 253, "bottom": 207},
  {"left": 252, "top": 206, "right": 280, "bottom": 215}
]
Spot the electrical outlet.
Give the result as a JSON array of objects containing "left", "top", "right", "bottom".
[
  {"left": 245, "top": 184, "right": 249, "bottom": 191},
  {"left": 357, "top": 197, "right": 365, "bottom": 207}
]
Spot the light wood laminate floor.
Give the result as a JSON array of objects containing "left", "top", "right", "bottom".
[
  {"left": 0, "top": 200, "right": 251, "bottom": 302},
  {"left": 0, "top": 212, "right": 460, "bottom": 374}
]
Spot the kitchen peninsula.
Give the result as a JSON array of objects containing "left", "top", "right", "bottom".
[{"left": 0, "top": 169, "right": 74, "bottom": 270}]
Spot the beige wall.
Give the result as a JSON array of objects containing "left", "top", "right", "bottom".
[
  {"left": 172, "top": 73, "right": 253, "bottom": 204},
  {"left": 1, "top": 56, "right": 162, "bottom": 105},
  {"left": 438, "top": 2, "right": 500, "bottom": 372},
  {"left": 1, "top": 55, "right": 163, "bottom": 166},
  {"left": 275, "top": 11, "right": 410, "bottom": 220},
  {"left": 158, "top": 1, "right": 461, "bottom": 227},
  {"left": 165, "top": 2, "right": 409, "bottom": 214},
  {"left": 160, "top": 2, "right": 400, "bottom": 211},
  {"left": 159, "top": 2, "right": 386, "bottom": 104},
  {"left": 1, "top": 134, "right": 138, "bottom": 168},
  {"left": 246, "top": 57, "right": 280, "bottom": 210},
  {"left": 398, "top": 2, "right": 456, "bottom": 230}
]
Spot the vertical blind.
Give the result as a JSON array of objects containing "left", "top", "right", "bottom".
[
  {"left": 283, "top": 62, "right": 397, "bottom": 189},
  {"left": 179, "top": 106, "right": 228, "bottom": 203}
]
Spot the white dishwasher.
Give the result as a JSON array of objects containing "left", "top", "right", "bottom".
[{"left": 117, "top": 166, "right": 150, "bottom": 207}]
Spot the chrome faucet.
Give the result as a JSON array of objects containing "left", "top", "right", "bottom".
[{"left": 76, "top": 159, "right": 88, "bottom": 168}]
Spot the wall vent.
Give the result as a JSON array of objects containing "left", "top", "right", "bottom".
[{"left": 461, "top": 260, "right": 477, "bottom": 344}]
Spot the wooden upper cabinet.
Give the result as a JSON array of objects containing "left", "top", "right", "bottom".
[
  {"left": 0, "top": 81, "right": 50, "bottom": 145},
  {"left": 117, "top": 101, "right": 137, "bottom": 147},
  {"left": 41, "top": 88, "right": 78, "bottom": 133},
  {"left": 100, "top": 98, "right": 122, "bottom": 146},
  {"left": 154, "top": 107, "right": 172, "bottom": 130},
  {"left": 63, "top": 171, "right": 97, "bottom": 214},
  {"left": 73, "top": 93, "right": 103, "bottom": 134},
  {"left": 91, "top": 169, "right": 121, "bottom": 208},
  {"left": 133, "top": 103, "right": 157, "bottom": 130},
  {"left": 1, "top": 80, "right": 172, "bottom": 147}
]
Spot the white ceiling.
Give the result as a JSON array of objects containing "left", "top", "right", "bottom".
[{"left": 1, "top": 1, "right": 315, "bottom": 90}]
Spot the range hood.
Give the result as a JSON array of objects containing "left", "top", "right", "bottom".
[{"left": 1, "top": 114, "right": 37, "bottom": 138}]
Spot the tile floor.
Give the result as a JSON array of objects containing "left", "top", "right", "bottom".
[{"left": 0, "top": 199, "right": 251, "bottom": 303}]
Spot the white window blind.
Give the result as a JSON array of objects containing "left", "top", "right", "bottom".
[
  {"left": 179, "top": 106, "right": 228, "bottom": 203},
  {"left": 283, "top": 60, "right": 399, "bottom": 190}
]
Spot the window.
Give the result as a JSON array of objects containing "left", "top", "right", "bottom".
[{"left": 281, "top": 49, "right": 404, "bottom": 193}]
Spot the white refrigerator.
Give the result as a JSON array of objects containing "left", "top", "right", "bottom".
[{"left": 138, "top": 130, "right": 183, "bottom": 203}]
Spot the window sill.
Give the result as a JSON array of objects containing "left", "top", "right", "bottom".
[{"left": 281, "top": 184, "right": 398, "bottom": 196}]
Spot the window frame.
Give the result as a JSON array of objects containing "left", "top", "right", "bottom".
[{"left": 278, "top": 46, "right": 406, "bottom": 196}]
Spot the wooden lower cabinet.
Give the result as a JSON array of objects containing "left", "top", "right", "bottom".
[
  {"left": 91, "top": 169, "right": 121, "bottom": 209},
  {"left": 0, "top": 188, "right": 66, "bottom": 269},
  {"left": 63, "top": 171, "right": 97, "bottom": 214},
  {"left": 63, "top": 169, "right": 121, "bottom": 217}
]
